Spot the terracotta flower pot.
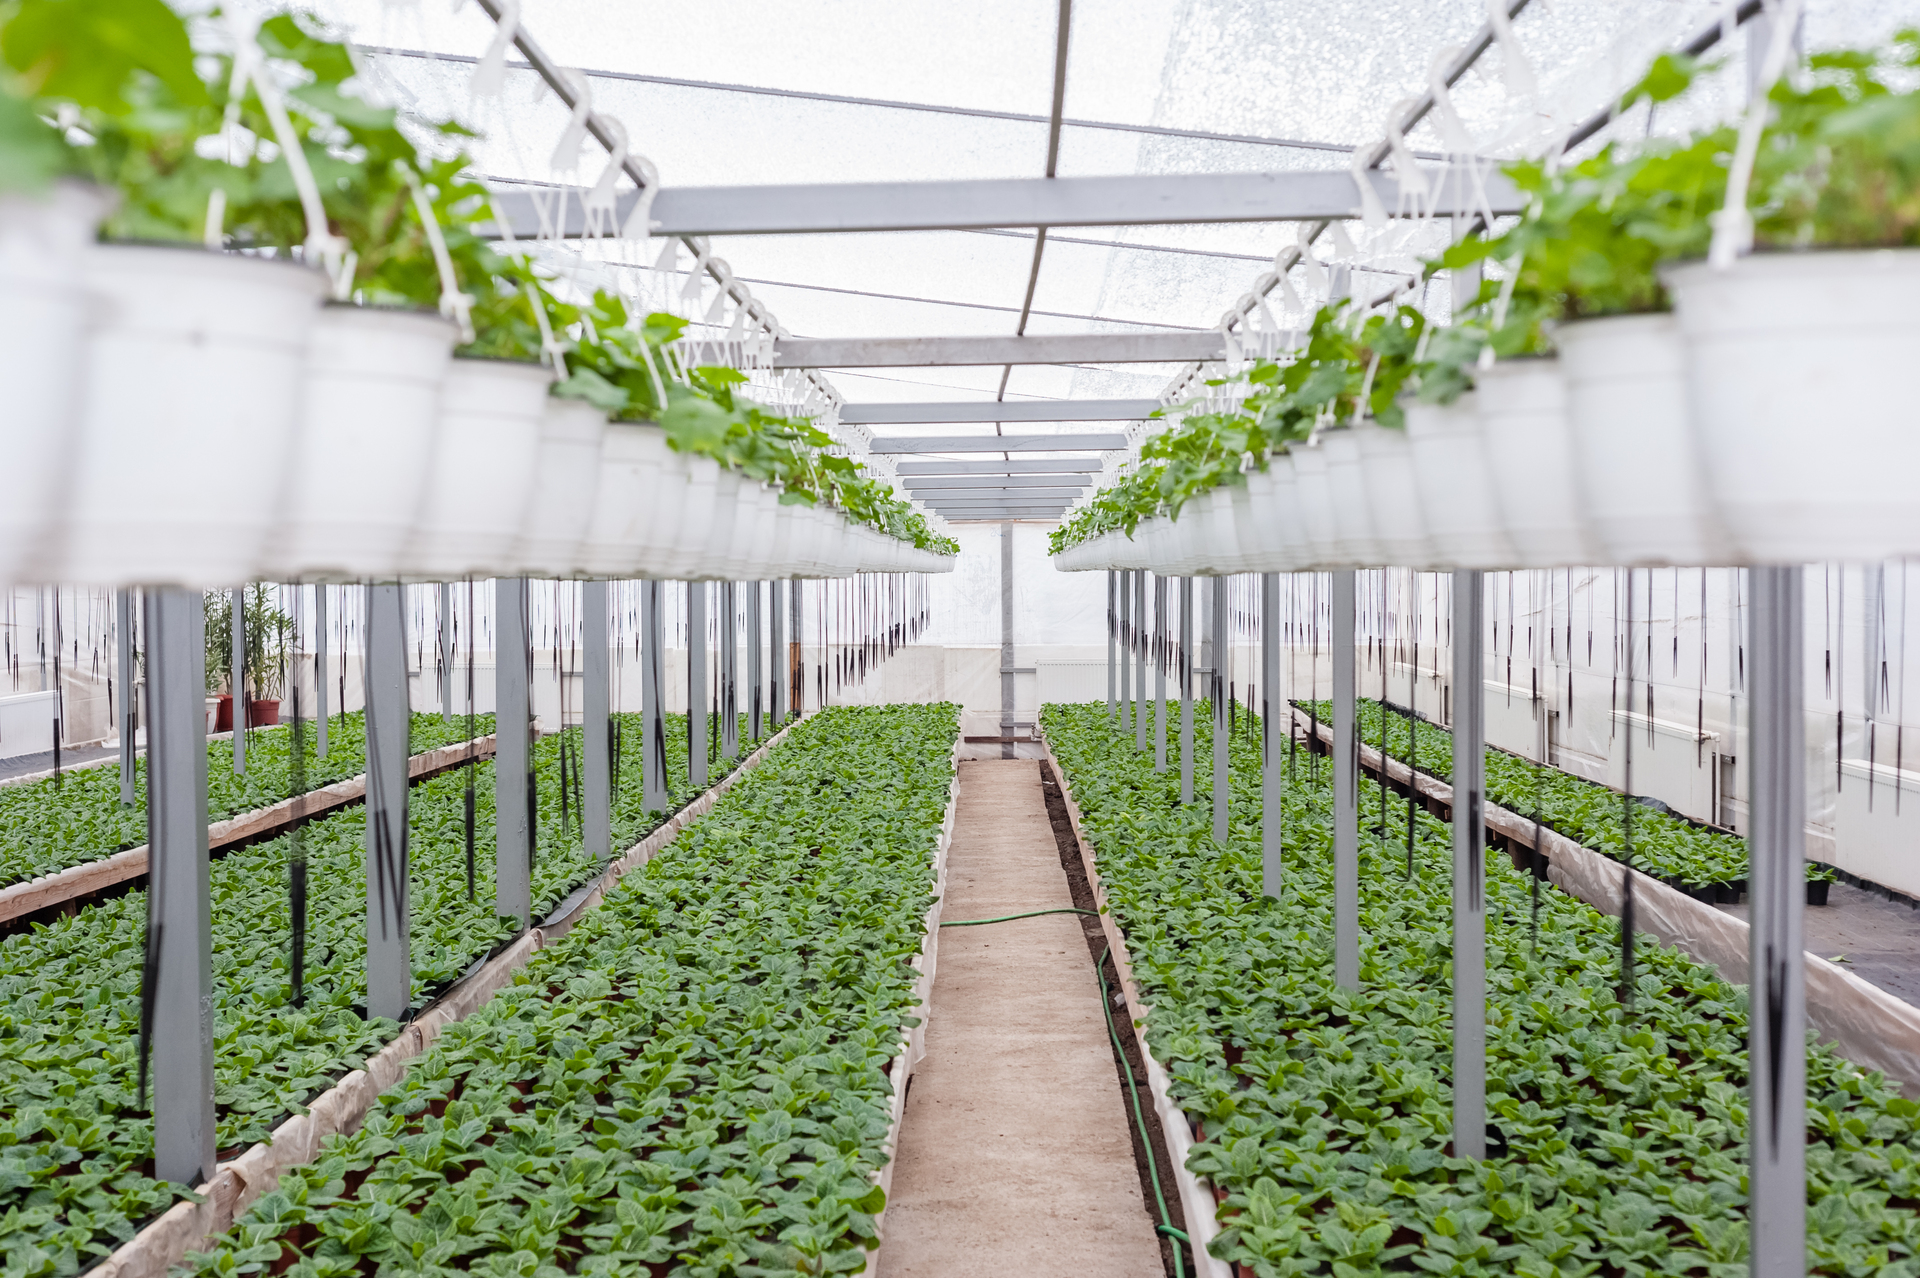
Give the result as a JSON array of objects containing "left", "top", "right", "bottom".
[{"left": 247, "top": 699, "right": 280, "bottom": 727}]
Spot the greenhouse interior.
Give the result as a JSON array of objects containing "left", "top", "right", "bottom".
[{"left": 4, "top": 0, "right": 1920, "bottom": 1274}]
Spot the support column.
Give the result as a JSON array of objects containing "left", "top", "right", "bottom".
[
  {"left": 747, "top": 581, "right": 764, "bottom": 742},
  {"left": 1154, "top": 574, "right": 1167, "bottom": 773},
  {"left": 771, "top": 577, "right": 786, "bottom": 728},
  {"left": 231, "top": 585, "right": 245, "bottom": 775},
  {"left": 144, "top": 586, "right": 214, "bottom": 1187},
  {"left": 1262, "top": 572, "right": 1283, "bottom": 897},
  {"left": 314, "top": 585, "right": 328, "bottom": 760},
  {"left": 583, "top": 579, "right": 611, "bottom": 862},
  {"left": 1450, "top": 569, "right": 1486, "bottom": 1160},
  {"left": 1212, "top": 576, "right": 1229, "bottom": 845},
  {"left": 1748, "top": 565, "right": 1806, "bottom": 1278},
  {"left": 494, "top": 578, "right": 531, "bottom": 926},
  {"left": 1135, "top": 571, "right": 1149, "bottom": 751},
  {"left": 721, "top": 582, "right": 740, "bottom": 760},
  {"left": 1107, "top": 571, "right": 1117, "bottom": 722},
  {"left": 643, "top": 580, "right": 669, "bottom": 812},
  {"left": 1180, "top": 577, "right": 1195, "bottom": 806},
  {"left": 439, "top": 583, "right": 453, "bottom": 724},
  {"left": 790, "top": 579, "right": 805, "bottom": 719},
  {"left": 1333, "top": 569, "right": 1359, "bottom": 989},
  {"left": 687, "top": 582, "right": 708, "bottom": 787},
  {"left": 117, "top": 588, "right": 135, "bottom": 804},
  {"left": 1119, "top": 570, "right": 1132, "bottom": 737},
  {"left": 1001, "top": 525, "right": 1016, "bottom": 758},
  {"left": 363, "top": 583, "right": 410, "bottom": 1022}
]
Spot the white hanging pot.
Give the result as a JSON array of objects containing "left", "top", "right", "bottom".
[
  {"left": 1353, "top": 422, "right": 1431, "bottom": 568},
  {"left": 275, "top": 305, "right": 457, "bottom": 581},
  {"left": 407, "top": 357, "right": 552, "bottom": 580},
  {"left": 515, "top": 396, "right": 606, "bottom": 578},
  {"left": 708, "top": 468, "right": 748, "bottom": 580},
  {"left": 1556, "top": 312, "right": 1730, "bottom": 568},
  {"left": 1289, "top": 444, "right": 1343, "bottom": 569},
  {"left": 1263, "top": 455, "right": 1309, "bottom": 572},
  {"left": 1225, "top": 481, "right": 1258, "bottom": 574},
  {"left": 1666, "top": 250, "right": 1920, "bottom": 562},
  {"left": 580, "top": 420, "right": 668, "bottom": 577},
  {"left": 0, "top": 182, "right": 111, "bottom": 587},
  {"left": 1321, "top": 427, "right": 1384, "bottom": 566},
  {"left": 62, "top": 244, "right": 326, "bottom": 587},
  {"left": 1202, "top": 486, "right": 1242, "bottom": 574},
  {"left": 668, "top": 453, "right": 720, "bottom": 579},
  {"left": 747, "top": 483, "right": 780, "bottom": 578},
  {"left": 1405, "top": 393, "right": 1514, "bottom": 569},
  {"left": 648, "top": 450, "right": 697, "bottom": 579},
  {"left": 1475, "top": 357, "right": 1599, "bottom": 569}
]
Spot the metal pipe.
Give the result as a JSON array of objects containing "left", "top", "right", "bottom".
[
  {"left": 494, "top": 578, "right": 531, "bottom": 926},
  {"left": 117, "top": 588, "right": 135, "bottom": 804},
  {"left": 439, "top": 582, "right": 453, "bottom": 724},
  {"left": 771, "top": 577, "right": 785, "bottom": 728},
  {"left": 1135, "top": 570, "right": 1149, "bottom": 751},
  {"left": 642, "top": 580, "right": 669, "bottom": 812},
  {"left": 230, "top": 585, "right": 245, "bottom": 774},
  {"left": 1212, "top": 575, "right": 1229, "bottom": 845},
  {"left": 1154, "top": 574, "right": 1168, "bottom": 773},
  {"left": 363, "top": 583, "right": 410, "bottom": 1022},
  {"left": 1333, "top": 569, "right": 1359, "bottom": 988},
  {"left": 1748, "top": 565, "right": 1807, "bottom": 1278},
  {"left": 1451, "top": 569, "right": 1487, "bottom": 1160},
  {"left": 1119, "top": 570, "right": 1132, "bottom": 736},
  {"left": 1180, "top": 577, "right": 1195, "bottom": 806},
  {"left": 1107, "top": 571, "right": 1116, "bottom": 722},
  {"left": 314, "top": 584, "right": 328, "bottom": 760},
  {"left": 746, "top": 581, "right": 764, "bottom": 742},
  {"left": 583, "top": 579, "right": 611, "bottom": 861},
  {"left": 144, "top": 585, "right": 214, "bottom": 1186},
  {"left": 688, "top": 582, "right": 708, "bottom": 787},
  {"left": 1262, "top": 572, "right": 1283, "bottom": 897},
  {"left": 720, "top": 582, "right": 739, "bottom": 760}
]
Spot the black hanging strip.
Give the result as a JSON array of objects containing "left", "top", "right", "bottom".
[{"left": 289, "top": 594, "right": 309, "bottom": 1008}]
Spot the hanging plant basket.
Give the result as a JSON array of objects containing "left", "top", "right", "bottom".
[
  {"left": 1353, "top": 421, "right": 1432, "bottom": 568},
  {"left": 408, "top": 356, "right": 552, "bottom": 579},
  {"left": 514, "top": 396, "right": 606, "bottom": 578},
  {"left": 1405, "top": 393, "right": 1514, "bottom": 569},
  {"left": 1475, "top": 357, "right": 1598, "bottom": 569}
]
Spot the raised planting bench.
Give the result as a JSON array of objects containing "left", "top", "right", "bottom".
[
  {"left": 1043, "top": 701, "right": 1920, "bottom": 1278},
  {"left": 169, "top": 705, "right": 961, "bottom": 1278},
  {"left": 0, "top": 712, "right": 770, "bottom": 1278}
]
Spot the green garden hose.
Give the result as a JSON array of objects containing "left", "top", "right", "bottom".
[{"left": 938, "top": 907, "right": 1100, "bottom": 926}]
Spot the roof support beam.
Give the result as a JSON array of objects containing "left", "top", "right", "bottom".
[
  {"left": 866, "top": 432, "right": 1129, "bottom": 453},
  {"left": 913, "top": 487, "right": 1085, "bottom": 501},
  {"left": 897, "top": 458, "right": 1103, "bottom": 476},
  {"left": 483, "top": 167, "right": 1521, "bottom": 239},
  {"left": 773, "top": 331, "right": 1225, "bottom": 368},
  {"left": 903, "top": 474, "right": 1090, "bottom": 490},
  {"left": 844, "top": 401, "right": 1154, "bottom": 425}
]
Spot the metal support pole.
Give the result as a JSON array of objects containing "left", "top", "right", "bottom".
[
  {"left": 230, "top": 585, "right": 245, "bottom": 774},
  {"left": 144, "top": 586, "right": 214, "bottom": 1186},
  {"left": 1001, "top": 526, "right": 1016, "bottom": 758},
  {"left": 1180, "top": 577, "right": 1195, "bottom": 806},
  {"left": 747, "top": 581, "right": 764, "bottom": 741},
  {"left": 315, "top": 585, "right": 328, "bottom": 760},
  {"left": 1451, "top": 569, "right": 1487, "bottom": 1160},
  {"left": 1136, "top": 570, "right": 1149, "bottom": 751},
  {"left": 1154, "top": 574, "right": 1168, "bottom": 773},
  {"left": 1333, "top": 569, "right": 1359, "bottom": 989},
  {"left": 1748, "top": 565, "right": 1806, "bottom": 1278},
  {"left": 1108, "top": 571, "right": 1117, "bottom": 721},
  {"left": 363, "top": 583, "right": 410, "bottom": 1022},
  {"left": 1262, "top": 572, "right": 1283, "bottom": 897},
  {"left": 583, "top": 579, "right": 611, "bottom": 861},
  {"left": 1212, "top": 576, "right": 1229, "bottom": 845},
  {"left": 790, "top": 579, "right": 805, "bottom": 718},
  {"left": 117, "top": 588, "right": 136, "bottom": 804},
  {"left": 1120, "top": 570, "right": 1132, "bottom": 737},
  {"left": 720, "top": 582, "right": 740, "bottom": 759},
  {"left": 770, "top": 578, "right": 786, "bottom": 727},
  {"left": 642, "top": 580, "right": 669, "bottom": 812},
  {"left": 494, "top": 578, "right": 531, "bottom": 926},
  {"left": 687, "top": 582, "right": 708, "bottom": 787},
  {"left": 439, "top": 582, "right": 453, "bottom": 724}
]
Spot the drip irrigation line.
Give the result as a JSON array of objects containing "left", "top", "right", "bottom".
[{"left": 938, "top": 907, "right": 1099, "bottom": 927}]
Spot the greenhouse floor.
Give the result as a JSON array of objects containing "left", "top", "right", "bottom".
[
  {"left": 1720, "top": 879, "right": 1920, "bottom": 1009},
  {"left": 0, "top": 742, "right": 116, "bottom": 781},
  {"left": 879, "top": 759, "right": 1162, "bottom": 1276}
]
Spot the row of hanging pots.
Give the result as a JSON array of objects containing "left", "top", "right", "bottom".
[
  {"left": 1054, "top": 248, "right": 1920, "bottom": 574},
  {"left": 0, "top": 189, "right": 945, "bottom": 587}
]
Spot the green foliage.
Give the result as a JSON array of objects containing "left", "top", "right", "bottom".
[
  {"left": 202, "top": 585, "right": 294, "bottom": 698},
  {"left": 0, "top": 709, "right": 761, "bottom": 1273},
  {"left": 179, "top": 704, "right": 959, "bottom": 1278},
  {"left": 1044, "top": 701, "right": 1920, "bottom": 1278},
  {"left": 0, "top": 0, "right": 204, "bottom": 116}
]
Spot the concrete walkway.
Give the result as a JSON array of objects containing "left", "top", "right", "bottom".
[{"left": 878, "top": 759, "right": 1162, "bottom": 1277}]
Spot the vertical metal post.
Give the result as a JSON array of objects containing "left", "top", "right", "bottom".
[
  {"left": 747, "top": 581, "right": 764, "bottom": 741},
  {"left": 790, "top": 579, "right": 805, "bottom": 719},
  {"left": 231, "top": 585, "right": 245, "bottom": 774},
  {"left": 642, "top": 580, "right": 669, "bottom": 811},
  {"left": 1748, "top": 565, "right": 1806, "bottom": 1278},
  {"left": 1001, "top": 524, "right": 1016, "bottom": 758},
  {"left": 687, "top": 582, "right": 708, "bottom": 787},
  {"left": 315, "top": 585, "right": 328, "bottom": 760},
  {"left": 721, "top": 582, "right": 740, "bottom": 760},
  {"left": 1136, "top": 571, "right": 1149, "bottom": 751},
  {"left": 1180, "top": 577, "right": 1195, "bottom": 806},
  {"left": 144, "top": 586, "right": 214, "bottom": 1186},
  {"left": 117, "top": 588, "right": 136, "bottom": 803},
  {"left": 1154, "top": 574, "right": 1168, "bottom": 773},
  {"left": 1333, "top": 569, "right": 1359, "bottom": 989},
  {"left": 1212, "top": 576, "right": 1229, "bottom": 844},
  {"left": 494, "top": 578, "right": 531, "bottom": 926},
  {"left": 1451, "top": 569, "right": 1487, "bottom": 1160},
  {"left": 771, "top": 577, "right": 786, "bottom": 727},
  {"left": 363, "top": 583, "right": 410, "bottom": 1022},
  {"left": 583, "top": 579, "right": 611, "bottom": 861},
  {"left": 1119, "top": 569, "right": 1132, "bottom": 736},
  {"left": 439, "top": 582, "right": 453, "bottom": 724},
  {"left": 1107, "top": 570, "right": 1117, "bottom": 721},
  {"left": 1262, "top": 572, "right": 1283, "bottom": 897}
]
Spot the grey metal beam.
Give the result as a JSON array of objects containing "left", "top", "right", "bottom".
[
  {"left": 117, "top": 588, "right": 135, "bottom": 804},
  {"left": 642, "top": 581, "right": 669, "bottom": 812},
  {"left": 687, "top": 582, "right": 708, "bottom": 788},
  {"left": 1154, "top": 575, "right": 1168, "bottom": 774},
  {"left": 867, "top": 432, "right": 1129, "bottom": 453},
  {"left": 1451, "top": 569, "right": 1486, "bottom": 1161},
  {"left": 364, "top": 583, "right": 410, "bottom": 1023},
  {"left": 773, "top": 331, "right": 1226, "bottom": 368},
  {"left": 1180, "top": 576, "right": 1194, "bottom": 806},
  {"left": 1135, "top": 571, "right": 1148, "bottom": 753},
  {"left": 230, "top": 586, "right": 244, "bottom": 776},
  {"left": 314, "top": 585, "right": 327, "bottom": 760},
  {"left": 719, "top": 582, "right": 739, "bottom": 760},
  {"left": 1332, "top": 569, "right": 1358, "bottom": 991},
  {"left": 922, "top": 501, "right": 1069, "bottom": 513},
  {"left": 903, "top": 474, "right": 1090, "bottom": 490},
  {"left": 844, "top": 400, "right": 1156, "bottom": 425},
  {"left": 897, "top": 458, "right": 1103, "bottom": 476},
  {"left": 940, "top": 510, "right": 1064, "bottom": 521},
  {"left": 746, "top": 582, "right": 763, "bottom": 742},
  {"left": 494, "top": 578, "right": 530, "bottom": 926},
  {"left": 583, "top": 580, "right": 610, "bottom": 862},
  {"left": 1211, "top": 576, "right": 1227, "bottom": 845},
  {"left": 912, "top": 487, "right": 1085, "bottom": 501},
  {"left": 1261, "top": 572, "right": 1283, "bottom": 898},
  {"left": 485, "top": 167, "right": 1520, "bottom": 239}
]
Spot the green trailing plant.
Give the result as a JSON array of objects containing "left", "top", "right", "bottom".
[
  {"left": 1044, "top": 701, "right": 1920, "bottom": 1278},
  {"left": 202, "top": 585, "right": 293, "bottom": 699},
  {"left": 0, "top": 710, "right": 754, "bottom": 1275},
  {"left": 178, "top": 704, "right": 959, "bottom": 1278},
  {"left": 0, "top": 711, "right": 490, "bottom": 891}
]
